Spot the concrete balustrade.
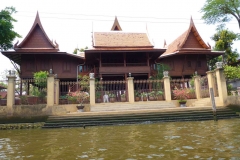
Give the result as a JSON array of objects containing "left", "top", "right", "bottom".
[{"left": 5, "top": 64, "right": 229, "bottom": 109}]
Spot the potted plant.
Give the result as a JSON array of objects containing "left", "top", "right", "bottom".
[
  {"left": 69, "top": 90, "right": 89, "bottom": 110},
  {"left": 96, "top": 91, "right": 102, "bottom": 103},
  {"left": 59, "top": 95, "right": 68, "bottom": 104},
  {"left": 141, "top": 92, "right": 148, "bottom": 101},
  {"left": 109, "top": 93, "right": 116, "bottom": 103},
  {"left": 134, "top": 90, "right": 141, "bottom": 101},
  {"left": 20, "top": 95, "right": 28, "bottom": 105},
  {"left": 173, "top": 87, "right": 190, "bottom": 107},
  {"left": 37, "top": 88, "right": 47, "bottom": 104},
  {"left": 148, "top": 91, "right": 156, "bottom": 101},
  {"left": 120, "top": 93, "right": 126, "bottom": 102},
  {"left": 156, "top": 90, "right": 164, "bottom": 100}
]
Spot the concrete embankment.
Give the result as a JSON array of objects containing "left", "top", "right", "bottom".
[{"left": 43, "top": 106, "right": 239, "bottom": 129}]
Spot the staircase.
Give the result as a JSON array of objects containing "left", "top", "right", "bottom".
[
  {"left": 42, "top": 107, "right": 239, "bottom": 129},
  {"left": 192, "top": 98, "right": 211, "bottom": 107},
  {"left": 90, "top": 101, "right": 176, "bottom": 112}
]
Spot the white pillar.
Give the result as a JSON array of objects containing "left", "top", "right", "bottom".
[
  {"left": 7, "top": 75, "right": 16, "bottom": 108},
  {"left": 55, "top": 79, "right": 59, "bottom": 105},
  {"left": 194, "top": 76, "right": 201, "bottom": 100},
  {"left": 127, "top": 77, "right": 134, "bottom": 103},
  {"left": 163, "top": 75, "right": 171, "bottom": 102},
  {"left": 215, "top": 68, "right": 227, "bottom": 106},
  {"left": 89, "top": 77, "right": 95, "bottom": 105},
  {"left": 47, "top": 74, "right": 55, "bottom": 106}
]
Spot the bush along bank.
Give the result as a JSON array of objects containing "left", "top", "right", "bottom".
[
  {"left": 0, "top": 116, "right": 48, "bottom": 130},
  {"left": 0, "top": 122, "right": 45, "bottom": 130}
]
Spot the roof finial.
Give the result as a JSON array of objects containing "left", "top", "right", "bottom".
[
  {"left": 190, "top": 16, "right": 194, "bottom": 25},
  {"left": 163, "top": 39, "right": 167, "bottom": 48},
  {"left": 111, "top": 16, "right": 122, "bottom": 31}
]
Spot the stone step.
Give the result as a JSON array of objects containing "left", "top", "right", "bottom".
[{"left": 43, "top": 107, "right": 239, "bottom": 128}]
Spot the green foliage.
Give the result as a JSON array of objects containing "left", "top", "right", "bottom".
[
  {"left": 141, "top": 92, "right": 148, "bottom": 97},
  {"left": 33, "top": 71, "right": 48, "bottom": 88},
  {"left": 134, "top": 90, "right": 141, "bottom": 97},
  {"left": 152, "top": 63, "right": 171, "bottom": 80},
  {"left": 108, "top": 93, "right": 116, "bottom": 98},
  {"left": 95, "top": 91, "right": 101, "bottom": 98},
  {"left": 201, "top": 0, "right": 240, "bottom": 28},
  {"left": 31, "top": 71, "right": 48, "bottom": 97},
  {"left": 208, "top": 28, "right": 240, "bottom": 69},
  {"left": 224, "top": 65, "right": 240, "bottom": 79},
  {"left": 156, "top": 90, "right": 163, "bottom": 96},
  {"left": 73, "top": 46, "right": 88, "bottom": 54},
  {"left": 227, "top": 84, "right": 233, "bottom": 95},
  {"left": 0, "top": 7, "right": 21, "bottom": 51},
  {"left": 0, "top": 82, "right": 7, "bottom": 89},
  {"left": 78, "top": 75, "right": 90, "bottom": 92}
]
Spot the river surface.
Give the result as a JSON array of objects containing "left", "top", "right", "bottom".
[{"left": 0, "top": 119, "right": 240, "bottom": 160}]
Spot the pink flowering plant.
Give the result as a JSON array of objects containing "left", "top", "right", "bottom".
[
  {"left": 68, "top": 90, "right": 89, "bottom": 106},
  {"left": 172, "top": 87, "right": 190, "bottom": 103}
]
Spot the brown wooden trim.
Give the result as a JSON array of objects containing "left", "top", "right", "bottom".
[{"left": 100, "top": 52, "right": 102, "bottom": 67}]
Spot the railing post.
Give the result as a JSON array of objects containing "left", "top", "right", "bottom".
[
  {"left": 127, "top": 77, "right": 134, "bottom": 103},
  {"left": 55, "top": 79, "right": 59, "bottom": 105},
  {"left": 47, "top": 74, "right": 55, "bottom": 107},
  {"left": 194, "top": 76, "right": 201, "bottom": 99},
  {"left": 89, "top": 73, "right": 95, "bottom": 105},
  {"left": 7, "top": 72, "right": 16, "bottom": 109},
  {"left": 163, "top": 71, "right": 171, "bottom": 102},
  {"left": 206, "top": 71, "right": 217, "bottom": 96},
  {"left": 215, "top": 62, "right": 227, "bottom": 106}
]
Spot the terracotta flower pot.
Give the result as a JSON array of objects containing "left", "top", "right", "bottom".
[
  {"left": 135, "top": 97, "right": 140, "bottom": 101},
  {"left": 27, "top": 96, "right": 38, "bottom": 105},
  {"left": 121, "top": 97, "right": 126, "bottom": 102},
  {"left": 109, "top": 97, "right": 115, "bottom": 103}
]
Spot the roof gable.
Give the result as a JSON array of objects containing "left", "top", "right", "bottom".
[
  {"left": 162, "top": 17, "right": 210, "bottom": 56},
  {"left": 14, "top": 12, "right": 59, "bottom": 52},
  {"left": 111, "top": 17, "right": 122, "bottom": 31}
]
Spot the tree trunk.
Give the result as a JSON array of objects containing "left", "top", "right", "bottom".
[{"left": 238, "top": 19, "right": 240, "bottom": 29}]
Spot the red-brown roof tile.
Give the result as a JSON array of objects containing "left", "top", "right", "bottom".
[
  {"left": 93, "top": 32, "right": 153, "bottom": 48},
  {"left": 161, "top": 17, "right": 212, "bottom": 58}
]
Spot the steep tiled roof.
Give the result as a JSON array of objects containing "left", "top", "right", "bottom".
[
  {"left": 111, "top": 17, "right": 122, "bottom": 31},
  {"left": 14, "top": 12, "right": 59, "bottom": 52},
  {"left": 161, "top": 17, "right": 212, "bottom": 58},
  {"left": 93, "top": 32, "right": 153, "bottom": 48}
]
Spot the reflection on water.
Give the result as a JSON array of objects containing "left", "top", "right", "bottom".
[{"left": 0, "top": 119, "right": 240, "bottom": 159}]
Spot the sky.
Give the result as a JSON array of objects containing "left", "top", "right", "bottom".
[{"left": 0, "top": 0, "right": 240, "bottom": 79}]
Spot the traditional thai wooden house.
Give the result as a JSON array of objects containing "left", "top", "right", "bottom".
[
  {"left": 84, "top": 17, "right": 165, "bottom": 80},
  {"left": 1, "top": 14, "right": 224, "bottom": 82},
  {"left": 157, "top": 18, "right": 224, "bottom": 79},
  {"left": 1, "top": 12, "right": 84, "bottom": 81}
]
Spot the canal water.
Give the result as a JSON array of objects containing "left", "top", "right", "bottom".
[{"left": 0, "top": 119, "right": 240, "bottom": 159}]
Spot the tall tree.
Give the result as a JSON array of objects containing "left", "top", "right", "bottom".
[
  {"left": 201, "top": 0, "right": 240, "bottom": 29},
  {"left": 208, "top": 27, "right": 240, "bottom": 69},
  {"left": 0, "top": 7, "right": 21, "bottom": 51}
]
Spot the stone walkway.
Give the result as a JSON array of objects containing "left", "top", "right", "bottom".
[{"left": 67, "top": 101, "right": 216, "bottom": 116}]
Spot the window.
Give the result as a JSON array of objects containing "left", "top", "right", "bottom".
[
  {"left": 63, "top": 62, "right": 71, "bottom": 72},
  {"left": 79, "top": 66, "right": 83, "bottom": 73}
]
